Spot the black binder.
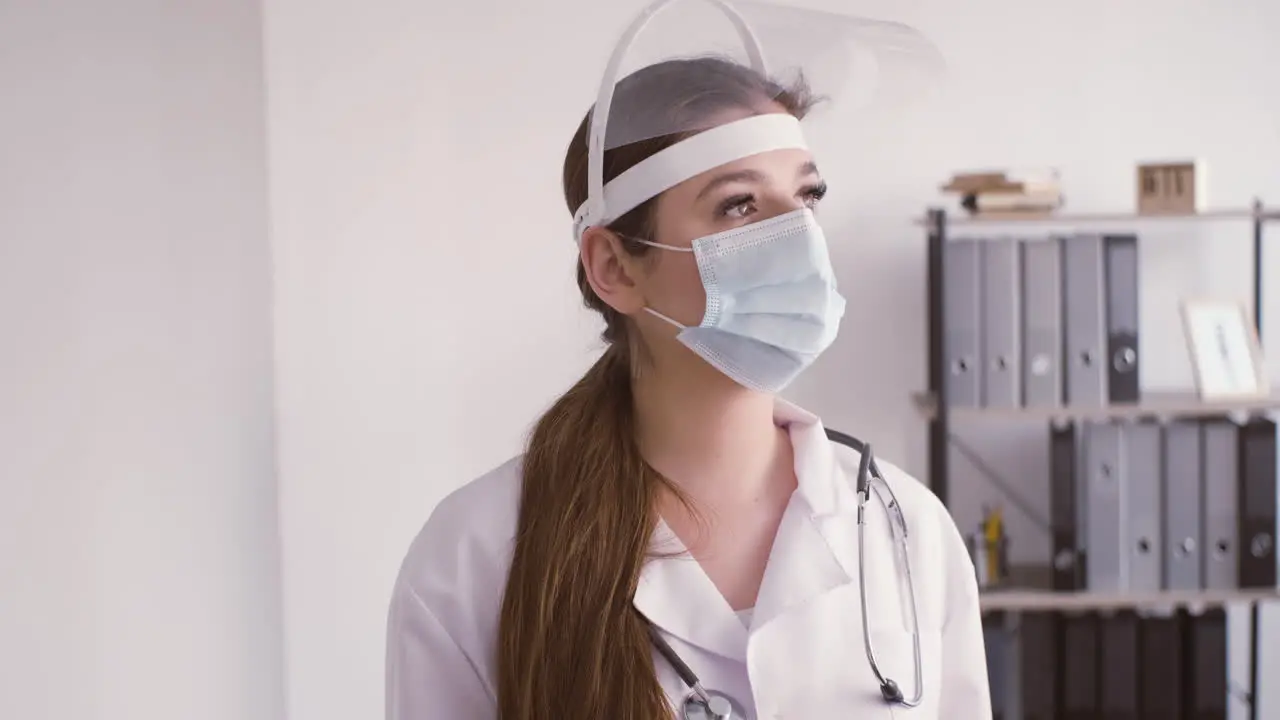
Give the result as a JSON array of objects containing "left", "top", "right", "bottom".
[
  {"left": 1138, "top": 611, "right": 1184, "bottom": 720},
  {"left": 1237, "top": 418, "right": 1277, "bottom": 588},
  {"left": 1021, "top": 612, "right": 1058, "bottom": 720},
  {"left": 1102, "top": 234, "right": 1140, "bottom": 403},
  {"left": 1099, "top": 611, "right": 1140, "bottom": 720},
  {"left": 1183, "top": 608, "right": 1228, "bottom": 720},
  {"left": 1050, "top": 422, "right": 1086, "bottom": 590},
  {"left": 1059, "top": 612, "right": 1099, "bottom": 719}
]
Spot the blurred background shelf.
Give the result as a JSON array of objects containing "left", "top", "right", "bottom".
[
  {"left": 921, "top": 202, "right": 1279, "bottom": 720},
  {"left": 981, "top": 587, "right": 1280, "bottom": 613},
  {"left": 911, "top": 390, "right": 1280, "bottom": 422},
  {"left": 914, "top": 206, "right": 1274, "bottom": 228}
]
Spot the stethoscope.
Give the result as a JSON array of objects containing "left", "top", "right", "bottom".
[{"left": 646, "top": 431, "right": 925, "bottom": 719}]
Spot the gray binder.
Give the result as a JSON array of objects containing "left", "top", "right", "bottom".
[
  {"left": 1085, "top": 421, "right": 1163, "bottom": 591},
  {"left": 944, "top": 238, "right": 983, "bottom": 407},
  {"left": 1103, "top": 235, "right": 1141, "bottom": 403},
  {"left": 1020, "top": 237, "right": 1063, "bottom": 408},
  {"left": 1063, "top": 234, "right": 1108, "bottom": 406},
  {"left": 982, "top": 238, "right": 1022, "bottom": 408},
  {"left": 1202, "top": 419, "right": 1240, "bottom": 589},
  {"left": 1086, "top": 421, "right": 1125, "bottom": 591},
  {"left": 1163, "top": 420, "right": 1204, "bottom": 590},
  {"left": 1125, "top": 422, "right": 1163, "bottom": 592}
]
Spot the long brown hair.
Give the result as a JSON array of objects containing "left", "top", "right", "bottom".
[{"left": 496, "top": 57, "right": 815, "bottom": 719}]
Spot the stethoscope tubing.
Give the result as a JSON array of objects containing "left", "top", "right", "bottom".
[
  {"left": 857, "top": 459, "right": 924, "bottom": 707},
  {"left": 648, "top": 623, "right": 714, "bottom": 705}
]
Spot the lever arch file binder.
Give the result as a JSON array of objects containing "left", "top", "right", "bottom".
[
  {"left": 1236, "top": 418, "right": 1277, "bottom": 588},
  {"left": 944, "top": 238, "right": 984, "bottom": 407},
  {"left": 1163, "top": 420, "right": 1204, "bottom": 590},
  {"left": 1202, "top": 419, "right": 1240, "bottom": 590},
  {"left": 1099, "top": 611, "right": 1140, "bottom": 720},
  {"left": 1102, "top": 234, "right": 1140, "bottom": 403},
  {"left": 1063, "top": 234, "right": 1108, "bottom": 406},
  {"left": 1051, "top": 422, "right": 1085, "bottom": 590},
  {"left": 1059, "top": 612, "right": 1099, "bottom": 720},
  {"left": 1021, "top": 237, "right": 1064, "bottom": 408},
  {"left": 983, "top": 237, "right": 1023, "bottom": 408}
]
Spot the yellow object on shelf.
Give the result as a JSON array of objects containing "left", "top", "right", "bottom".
[{"left": 983, "top": 506, "right": 1004, "bottom": 584}]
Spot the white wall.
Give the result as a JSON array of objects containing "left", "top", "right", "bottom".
[
  {"left": 263, "top": 0, "right": 1280, "bottom": 717},
  {"left": 0, "top": 2, "right": 285, "bottom": 720}
]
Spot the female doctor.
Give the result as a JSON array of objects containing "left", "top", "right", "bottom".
[{"left": 386, "top": 1, "right": 990, "bottom": 718}]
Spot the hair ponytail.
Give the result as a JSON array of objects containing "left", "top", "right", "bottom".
[
  {"left": 497, "top": 343, "right": 672, "bottom": 719},
  {"left": 495, "top": 56, "right": 815, "bottom": 719}
]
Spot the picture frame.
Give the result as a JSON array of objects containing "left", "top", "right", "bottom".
[{"left": 1180, "top": 298, "right": 1270, "bottom": 401}]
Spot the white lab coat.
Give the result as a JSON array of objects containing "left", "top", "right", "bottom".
[{"left": 386, "top": 401, "right": 991, "bottom": 719}]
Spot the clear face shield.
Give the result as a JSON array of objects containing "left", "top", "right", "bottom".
[
  {"left": 571, "top": 0, "right": 945, "bottom": 243},
  {"left": 570, "top": 0, "right": 943, "bottom": 397}
]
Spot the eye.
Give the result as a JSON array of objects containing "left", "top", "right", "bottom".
[
  {"left": 801, "top": 181, "right": 829, "bottom": 208},
  {"left": 716, "top": 193, "right": 757, "bottom": 220}
]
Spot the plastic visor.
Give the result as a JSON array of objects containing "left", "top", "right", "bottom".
[{"left": 572, "top": 0, "right": 944, "bottom": 242}]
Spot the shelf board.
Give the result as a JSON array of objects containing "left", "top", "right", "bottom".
[
  {"left": 980, "top": 587, "right": 1279, "bottom": 612},
  {"left": 912, "top": 390, "right": 1280, "bottom": 423},
  {"left": 915, "top": 207, "right": 1271, "bottom": 228}
]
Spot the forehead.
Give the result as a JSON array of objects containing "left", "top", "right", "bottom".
[{"left": 667, "top": 147, "right": 819, "bottom": 198}]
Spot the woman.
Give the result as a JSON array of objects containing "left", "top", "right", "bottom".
[{"left": 387, "top": 47, "right": 988, "bottom": 720}]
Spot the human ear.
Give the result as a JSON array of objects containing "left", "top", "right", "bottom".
[{"left": 579, "top": 227, "right": 647, "bottom": 315}]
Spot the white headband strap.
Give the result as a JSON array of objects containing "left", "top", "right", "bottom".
[{"left": 572, "top": 113, "right": 808, "bottom": 242}]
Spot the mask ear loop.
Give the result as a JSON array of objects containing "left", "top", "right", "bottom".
[
  {"left": 627, "top": 236, "right": 692, "bottom": 253},
  {"left": 610, "top": 233, "right": 695, "bottom": 329},
  {"left": 644, "top": 306, "right": 686, "bottom": 330},
  {"left": 578, "top": 0, "right": 769, "bottom": 241}
]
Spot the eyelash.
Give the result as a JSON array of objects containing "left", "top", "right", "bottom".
[{"left": 716, "top": 182, "right": 829, "bottom": 219}]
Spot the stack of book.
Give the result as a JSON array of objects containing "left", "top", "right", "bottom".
[{"left": 941, "top": 170, "right": 1064, "bottom": 218}]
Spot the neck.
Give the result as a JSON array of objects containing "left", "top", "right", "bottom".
[{"left": 633, "top": 365, "right": 789, "bottom": 506}]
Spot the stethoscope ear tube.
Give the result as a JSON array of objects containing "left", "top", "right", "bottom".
[{"left": 855, "top": 442, "right": 873, "bottom": 497}]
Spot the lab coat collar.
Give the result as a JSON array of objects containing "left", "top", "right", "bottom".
[
  {"left": 774, "top": 399, "right": 849, "bottom": 518},
  {"left": 634, "top": 521, "right": 750, "bottom": 662},
  {"left": 634, "top": 399, "right": 861, "bottom": 661}
]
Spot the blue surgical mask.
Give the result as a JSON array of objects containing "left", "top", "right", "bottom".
[{"left": 637, "top": 208, "right": 846, "bottom": 393}]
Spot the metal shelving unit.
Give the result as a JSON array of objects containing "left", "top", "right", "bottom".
[
  {"left": 914, "top": 388, "right": 1280, "bottom": 423},
  {"left": 980, "top": 586, "right": 1279, "bottom": 613},
  {"left": 922, "top": 202, "right": 1274, "bottom": 507},
  {"left": 919, "top": 201, "right": 1276, "bottom": 719}
]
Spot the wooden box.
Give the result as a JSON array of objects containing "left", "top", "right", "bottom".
[{"left": 1137, "top": 161, "right": 1201, "bottom": 215}]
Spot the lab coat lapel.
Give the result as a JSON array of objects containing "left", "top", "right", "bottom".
[
  {"left": 633, "top": 520, "right": 749, "bottom": 662},
  {"left": 751, "top": 402, "right": 860, "bottom": 629},
  {"left": 752, "top": 403, "right": 912, "bottom": 634},
  {"left": 632, "top": 401, "right": 899, "bottom": 660},
  {"left": 747, "top": 409, "right": 924, "bottom": 716}
]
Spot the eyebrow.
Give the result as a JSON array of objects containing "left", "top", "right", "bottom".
[
  {"left": 695, "top": 169, "right": 765, "bottom": 201},
  {"left": 695, "top": 161, "right": 823, "bottom": 201}
]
